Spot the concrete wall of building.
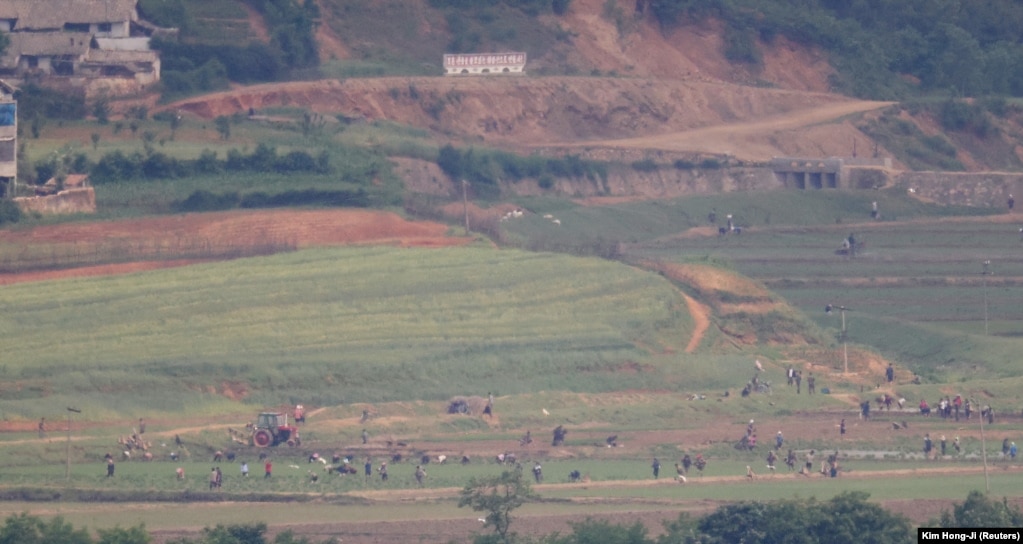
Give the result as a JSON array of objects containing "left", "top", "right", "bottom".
[
  {"left": 82, "top": 76, "right": 151, "bottom": 100},
  {"left": 842, "top": 166, "right": 892, "bottom": 190},
  {"left": 896, "top": 171, "right": 1022, "bottom": 209},
  {"left": 91, "top": 21, "right": 129, "bottom": 38},
  {"left": 15, "top": 187, "right": 96, "bottom": 215}
]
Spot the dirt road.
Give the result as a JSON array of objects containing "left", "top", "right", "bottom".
[{"left": 563, "top": 99, "right": 894, "bottom": 161}]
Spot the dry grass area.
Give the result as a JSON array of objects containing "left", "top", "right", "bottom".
[{"left": 0, "top": 209, "right": 470, "bottom": 284}]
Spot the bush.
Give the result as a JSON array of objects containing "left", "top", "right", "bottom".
[
  {"left": 723, "top": 26, "right": 762, "bottom": 65},
  {"left": 938, "top": 99, "right": 997, "bottom": 138},
  {"left": 151, "top": 38, "right": 285, "bottom": 87},
  {"left": 275, "top": 150, "right": 318, "bottom": 173},
  {"left": 176, "top": 190, "right": 240, "bottom": 212},
  {"left": 90, "top": 144, "right": 328, "bottom": 184},
  {"left": 436, "top": 145, "right": 607, "bottom": 192},
  {"left": 920, "top": 135, "right": 957, "bottom": 157},
  {"left": 91, "top": 150, "right": 144, "bottom": 183},
  {"left": 194, "top": 150, "right": 221, "bottom": 174},
  {"left": 14, "top": 84, "right": 86, "bottom": 121},
  {"left": 137, "top": 0, "right": 193, "bottom": 32},
  {"left": 0, "top": 200, "right": 21, "bottom": 226},
  {"left": 240, "top": 188, "right": 370, "bottom": 208},
  {"left": 630, "top": 158, "right": 659, "bottom": 172},
  {"left": 437, "top": 144, "right": 464, "bottom": 180},
  {"left": 92, "top": 97, "right": 111, "bottom": 125}
]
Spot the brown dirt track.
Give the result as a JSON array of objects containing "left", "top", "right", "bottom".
[{"left": 0, "top": 209, "right": 470, "bottom": 284}]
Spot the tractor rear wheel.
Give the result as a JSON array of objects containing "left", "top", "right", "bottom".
[{"left": 253, "top": 429, "right": 273, "bottom": 448}]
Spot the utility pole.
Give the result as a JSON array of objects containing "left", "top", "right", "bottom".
[
  {"left": 825, "top": 304, "right": 849, "bottom": 373},
  {"left": 982, "top": 260, "right": 991, "bottom": 336},
  {"left": 66, "top": 407, "right": 80, "bottom": 480},
  {"left": 840, "top": 306, "right": 849, "bottom": 374},
  {"left": 980, "top": 402, "right": 990, "bottom": 493},
  {"left": 462, "top": 179, "right": 470, "bottom": 236}
]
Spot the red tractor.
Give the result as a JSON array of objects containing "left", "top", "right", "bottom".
[{"left": 250, "top": 412, "right": 300, "bottom": 447}]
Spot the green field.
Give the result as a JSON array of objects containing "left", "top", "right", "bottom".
[
  {"left": 10, "top": 117, "right": 1023, "bottom": 539},
  {"left": 0, "top": 246, "right": 691, "bottom": 418}
]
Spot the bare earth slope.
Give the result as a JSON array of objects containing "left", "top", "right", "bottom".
[
  {"left": 154, "top": 0, "right": 892, "bottom": 163},
  {"left": 163, "top": 77, "right": 888, "bottom": 162}
]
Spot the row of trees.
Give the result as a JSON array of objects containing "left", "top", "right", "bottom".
[
  {"left": 461, "top": 471, "right": 1023, "bottom": 544},
  {"left": 139, "top": 0, "right": 319, "bottom": 99},
  {"left": 427, "top": 0, "right": 572, "bottom": 16},
  {"left": 0, "top": 515, "right": 331, "bottom": 544},
  {"left": 436, "top": 144, "right": 607, "bottom": 198},
  {"left": 645, "top": 0, "right": 1023, "bottom": 99},
  {"left": 75, "top": 144, "right": 330, "bottom": 184},
  {"left": 0, "top": 484, "right": 1018, "bottom": 544}
]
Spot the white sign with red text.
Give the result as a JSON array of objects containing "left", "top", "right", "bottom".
[{"left": 444, "top": 52, "right": 526, "bottom": 75}]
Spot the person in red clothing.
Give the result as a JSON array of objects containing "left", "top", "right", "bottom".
[{"left": 264, "top": 459, "right": 272, "bottom": 479}]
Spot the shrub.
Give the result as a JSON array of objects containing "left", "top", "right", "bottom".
[
  {"left": 176, "top": 190, "right": 239, "bottom": 212},
  {"left": 275, "top": 151, "right": 318, "bottom": 173},
  {"left": 938, "top": 99, "right": 997, "bottom": 138},
  {"left": 215, "top": 116, "right": 231, "bottom": 140},
  {"left": 91, "top": 150, "right": 143, "bottom": 183},
  {"left": 14, "top": 84, "right": 86, "bottom": 120},
  {"left": 723, "top": 26, "right": 762, "bottom": 65},
  {"left": 920, "top": 135, "right": 957, "bottom": 157},
  {"left": 137, "top": 0, "right": 193, "bottom": 32},
  {"left": 630, "top": 158, "right": 659, "bottom": 172},
  {"left": 437, "top": 144, "right": 464, "bottom": 180},
  {"left": 194, "top": 150, "right": 221, "bottom": 174},
  {"left": 0, "top": 200, "right": 21, "bottom": 226},
  {"left": 92, "top": 97, "right": 111, "bottom": 125}
]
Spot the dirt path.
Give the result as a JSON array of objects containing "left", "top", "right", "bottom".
[
  {"left": 239, "top": 2, "right": 270, "bottom": 43},
  {"left": 567, "top": 99, "right": 894, "bottom": 161},
  {"left": 682, "top": 293, "right": 711, "bottom": 353}
]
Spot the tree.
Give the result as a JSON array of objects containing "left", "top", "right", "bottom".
[
  {"left": 96, "top": 525, "right": 152, "bottom": 544},
  {"left": 436, "top": 144, "right": 463, "bottom": 180},
  {"left": 694, "top": 492, "right": 911, "bottom": 544},
  {"left": 215, "top": 116, "right": 231, "bottom": 140},
  {"left": 92, "top": 96, "right": 111, "bottom": 125},
  {"left": 458, "top": 470, "right": 535, "bottom": 543},
  {"left": 940, "top": 490, "right": 1023, "bottom": 528},
  {"left": 551, "top": 518, "right": 652, "bottom": 544},
  {"left": 169, "top": 113, "right": 181, "bottom": 139},
  {"left": 552, "top": 0, "right": 571, "bottom": 16},
  {"left": 0, "top": 513, "right": 91, "bottom": 544}
]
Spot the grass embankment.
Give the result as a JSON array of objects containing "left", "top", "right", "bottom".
[{"left": 542, "top": 190, "right": 1022, "bottom": 382}]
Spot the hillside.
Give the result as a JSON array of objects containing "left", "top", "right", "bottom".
[
  {"left": 163, "top": 77, "right": 889, "bottom": 163},
  {"left": 141, "top": 0, "right": 1023, "bottom": 175}
]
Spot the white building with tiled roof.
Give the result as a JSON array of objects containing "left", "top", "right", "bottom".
[
  {"left": 0, "top": 0, "right": 161, "bottom": 96},
  {"left": 0, "top": 80, "right": 15, "bottom": 194},
  {"left": 0, "top": 0, "right": 137, "bottom": 36}
]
